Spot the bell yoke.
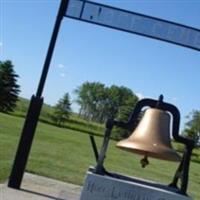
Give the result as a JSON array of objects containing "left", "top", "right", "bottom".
[{"left": 94, "top": 95, "right": 194, "bottom": 195}]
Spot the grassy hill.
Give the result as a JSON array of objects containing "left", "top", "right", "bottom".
[
  {"left": 0, "top": 112, "right": 200, "bottom": 199},
  {"left": 13, "top": 97, "right": 105, "bottom": 137}
]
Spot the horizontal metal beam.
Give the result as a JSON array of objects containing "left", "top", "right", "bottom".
[{"left": 65, "top": 0, "right": 200, "bottom": 52}]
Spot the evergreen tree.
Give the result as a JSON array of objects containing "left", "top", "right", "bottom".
[
  {"left": 52, "top": 93, "right": 71, "bottom": 126},
  {"left": 0, "top": 60, "right": 20, "bottom": 112}
]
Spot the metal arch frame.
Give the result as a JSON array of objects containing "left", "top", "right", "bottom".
[
  {"left": 65, "top": 0, "right": 200, "bottom": 52},
  {"left": 8, "top": 0, "right": 198, "bottom": 190}
]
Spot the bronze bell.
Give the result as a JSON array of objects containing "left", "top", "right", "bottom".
[{"left": 116, "top": 108, "right": 181, "bottom": 164}]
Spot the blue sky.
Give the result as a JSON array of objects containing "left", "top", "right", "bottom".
[{"left": 1, "top": 0, "right": 200, "bottom": 129}]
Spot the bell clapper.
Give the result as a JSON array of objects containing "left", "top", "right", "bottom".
[{"left": 140, "top": 155, "right": 149, "bottom": 168}]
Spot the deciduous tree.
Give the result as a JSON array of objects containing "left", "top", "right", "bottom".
[
  {"left": 74, "top": 82, "right": 138, "bottom": 126},
  {"left": 183, "top": 110, "right": 200, "bottom": 147}
]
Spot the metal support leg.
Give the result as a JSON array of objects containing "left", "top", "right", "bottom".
[
  {"left": 169, "top": 152, "right": 185, "bottom": 189},
  {"left": 181, "top": 147, "right": 193, "bottom": 194},
  {"left": 169, "top": 145, "right": 194, "bottom": 195},
  {"left": 89, "top": 135, "right": 99, "bottom": 162},
  {"left": 8, "top": 0, "right": 69, "bottom": 189},
  {"left": 8, "top": 95, "right": 43, "bottom": 189},
  {"left": 94, "top": 119, "right": 113, "bottom": 174}
]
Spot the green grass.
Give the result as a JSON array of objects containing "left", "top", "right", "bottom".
[
  {"left": 0, "top": 112, "right": 200, "bottom": 199},
  {"left": 13, "top": 97, "right": 105, "bottom": 137}
]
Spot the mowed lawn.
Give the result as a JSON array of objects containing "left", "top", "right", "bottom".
[{"left": 0, "top": 112, "right": 200, "bottom": 199}]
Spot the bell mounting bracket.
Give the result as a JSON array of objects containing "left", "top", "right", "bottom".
[{"left": 94, "top": 95, "right": 194, "bottom": 195}]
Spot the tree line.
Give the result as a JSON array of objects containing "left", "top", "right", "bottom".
[
  {"left": 74, "top": 81, "right": 138, "bottom": 123},
  {"left": 0, "top": 60, "right": 200, "bottom": 144}
]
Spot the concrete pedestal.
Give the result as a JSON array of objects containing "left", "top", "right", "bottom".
[{"left": 80, "top": 169, "right": 192, "bottom": 200}]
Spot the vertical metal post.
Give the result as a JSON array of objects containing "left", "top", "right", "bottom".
[
  {"left": 95, "top": 119, "right": 113, "bottom": 174},
  {"left": 8, "top": 0, "right": 69, "bottom": 189},
  {"left": 89, "top": 135, "right": 99, "bottom": 162}
]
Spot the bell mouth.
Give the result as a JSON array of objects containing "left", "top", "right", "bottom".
[{"left": 116, "top": 139, "right": 181, "bottom": 162}]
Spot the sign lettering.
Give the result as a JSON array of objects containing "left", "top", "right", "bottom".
[
  {"left": 66, "top": 0, "right": 200, "bottom": 52},
  {"left": 80, "top": 172, "right": 192, "bottom": 200}
]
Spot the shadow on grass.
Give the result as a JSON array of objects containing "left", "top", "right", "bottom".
[
  {"left": 20, "top": 188, "right": 66, "bottom": 200},
  {"left": 191, "top": 158, "right": 200, "bottom": 164}
]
